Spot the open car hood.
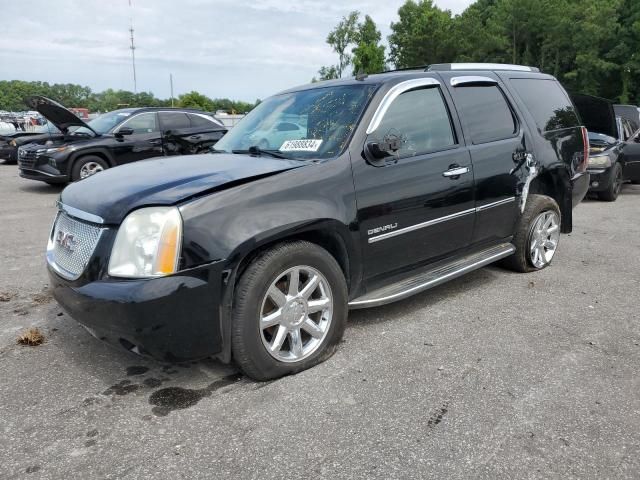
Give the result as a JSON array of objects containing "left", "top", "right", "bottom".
[
  {"left": 60, "top": 153, "right": 305, "bottom": 224},
  {"left": 24, "top": 96, "right": 96, "bottom": 135},
  {"left": 570, "top": 93, "right": 618, "bottom": 139}
]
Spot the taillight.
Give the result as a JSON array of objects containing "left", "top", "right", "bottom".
[{"left": 579, "top": 126, "right": 589, "bottom": 173}]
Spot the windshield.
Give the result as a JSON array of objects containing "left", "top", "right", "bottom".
[
  {"left": 73, "top": 110, "right": 133, "bottom": 136},
  {"left": 214, "top": 84, "right": 377, "bottom": 159}
]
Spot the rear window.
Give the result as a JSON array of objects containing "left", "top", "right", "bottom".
[
  {"left": 510, "top": 79, "right": 579, "bottom": 132},
  {"left": 159, "top": 112, "right": 190, "bottom": 130},
  {"left": 188, "top": 113, "right": 218, "bottom": 128},
  {"left": 453, "top": 85, "right": 517, "bottom": 144}
]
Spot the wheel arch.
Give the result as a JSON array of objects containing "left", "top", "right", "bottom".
[
  {"left": 215, "top": 221, "right": 361, "bottom": 364},
  {"left": 68, "top": 149, "right": 116, "bottom": 179},
  {"left": 528, "top": 167, "right": 573, "bottom": 233}
]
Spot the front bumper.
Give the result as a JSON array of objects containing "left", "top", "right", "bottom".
[
  {"left": 586, "top": 167, "right": 612, "bottom": 192},
  {"left": 19, "top": 168, "right": 67, "bottom": 183},
  {"left": 571, "top": 172, "right": 590, "bottom": 207},
  {"left": 48, "top": 261, "right": 227, "bottom": 362}
]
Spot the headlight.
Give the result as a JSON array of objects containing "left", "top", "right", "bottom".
[
  {"left": 108, "top": 207, "right": 182, "bottom": 278},
  {"left": 40, "top": 146, "right": 68, "bottom": 154},
  {"left": 9, "top": 140, "right": 16, "bottom": 146},
  {"left": 587, "top": 155, "right": 612, "bottom": 168}
]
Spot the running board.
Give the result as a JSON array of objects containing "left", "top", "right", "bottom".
[{"left": 348, "top": 243, "right": 515, "bottom": 309}]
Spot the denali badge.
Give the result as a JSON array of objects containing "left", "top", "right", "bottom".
[
  {"left": 368, "top": 223, "right": 398, "bottom": 236},
  {"left": 56, "top": 231, "right": 77, "bottom": 253}
]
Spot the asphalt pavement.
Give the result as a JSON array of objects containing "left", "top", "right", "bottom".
[{"left": 0, "top": 162, "right": 639, "bottom": 479}]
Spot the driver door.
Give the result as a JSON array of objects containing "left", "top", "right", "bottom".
[
  {"left": 111, "top": 112, "right": 163, "bottom": 164},
  {"left": 351, "top": 82, "right": 475, "bottom": 282}
]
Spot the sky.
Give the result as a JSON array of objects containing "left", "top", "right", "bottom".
[{"left": 0, "top": 0, "right": 474, "bottom": 102}]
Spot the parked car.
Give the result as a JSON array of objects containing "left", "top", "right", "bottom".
[
  {"left": 0, "top": 122, "right": 61, "bottom": 164},
  {"left": 18, "top": 96, "right": 227, "bottom": 184},
  {"left": 248, "top": 121, "right": 306, "bottom": 149},
  {"left": 47, "top": 63, "right": 589, "bottom": 380},
  {"left": 571, "top": 94, "right": 640, "bottom": 201}
]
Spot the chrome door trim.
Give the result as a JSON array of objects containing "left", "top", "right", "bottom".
[
  {"left": 476, "top": 197, "right": 516, "bottom": 212},
  {"left": 366, "top": 78, "right": 441, "bottom": 134},
  {"left": 450, "top": 76, "right": 497, "bottom": 87},
  {"left": 368, "top": 208, "right": 475, "bottom": 244},
  {"left": 367, "top": 197, "right": 517, "bottom": 244},
  {"left": 57, "top": 201, "right": 105, "bottom": 225}
]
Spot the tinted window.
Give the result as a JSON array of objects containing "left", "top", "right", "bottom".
[
  {"left": 119, "top": 112, "right": 158, "bottom": 133},
  {"left": 510, "top": 79, "right": 579, "bottom": 132},
  {"left": 188, "top": 113, "right": 218, "bottom": 128},
  {"left": 453, "top": 85, "right": 516, "bottom": 144},
  {"left": 370, "top": 87, "right": 455, "bottom": 158},
  {"left": 159, "top": 112, "right": 190, "bottom": 130}
]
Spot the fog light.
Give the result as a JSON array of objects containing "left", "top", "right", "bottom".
[
  {"left": 48, "top": 158, "right": 57, "bottom": 167},
  {"left": 591, "top": 181, "right": 599, "bottom": 188}
]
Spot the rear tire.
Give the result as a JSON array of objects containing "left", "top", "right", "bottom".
[
  {"left": 500, "top": 194, "right": 561, "bottom": 273},
  {"left": 71, "top": 155, "right": 109, "bottom": 182},
  {"left": 231, "top": 241, "right": 348, "bottom": 381},
  {"left": 598, "top": 162, "right": 623, "bottom": 202}
]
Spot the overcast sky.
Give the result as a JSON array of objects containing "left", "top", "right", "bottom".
[{"left": 0, "top": 0, "right": 473, "bottom": 102}]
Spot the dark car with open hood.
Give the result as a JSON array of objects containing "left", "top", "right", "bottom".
[
  {"left": 47, "top": 63, "right": 590, "bottom": 380},
  {"left": 571, "top": 94, "right": 640, "bottom": 201},
  {"left": 17, "top": 96, "right": 227, "bottom": 184}
]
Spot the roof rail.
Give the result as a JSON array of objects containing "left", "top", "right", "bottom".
[
  {"left": 428, "top": 63, "right": 540, "bottom": 73},
  {"left": 382, "top": 65, "right": 429, "bottom": 74}
]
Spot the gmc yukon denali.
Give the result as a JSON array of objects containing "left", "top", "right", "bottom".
[{"left": 47, "top": 64, "right": 590, "bottom": 380}]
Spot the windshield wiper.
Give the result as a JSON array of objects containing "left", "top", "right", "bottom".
[{"left": 232, "top": 146, "right": 290, "bottom": 159}]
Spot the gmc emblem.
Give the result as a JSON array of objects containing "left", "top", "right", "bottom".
[{"left": 56, "top": 231, "right": 76, "bottom": 253}]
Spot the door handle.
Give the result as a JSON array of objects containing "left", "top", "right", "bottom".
[
  {"left": 189, "top": 135, "right": 202, "bottom": 140},
  {"left": 442, "top": 166, "right": 470, "bottom": 178},
  {"left": 149, "top": 139, "right": 163, "bottom": 145}
]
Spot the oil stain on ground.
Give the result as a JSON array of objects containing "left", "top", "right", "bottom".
[
  {"left": 427, "top": 402, "right": 449, "bottom": 428},
  {"left": 126, "top": 366, "right": 149, "bottom": 376},
  {"left": 103, "top": 379, "right": 139, "bottom": 396},
  {"left": 149, "top": 373, "right": 242, "bottom": 417}
]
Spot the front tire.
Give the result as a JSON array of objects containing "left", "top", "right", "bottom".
[
  {"left": 501, "top": 194, "right": 561, "bottom": 273},
  {"left": 231, "top": 241, "right": 348, "bottom": 381},
  {"left": 71, "top": 155, "right": 109, "bottom": 182},
  {"left": 598, "top": 162, "right": 623, "bottom": 202}
]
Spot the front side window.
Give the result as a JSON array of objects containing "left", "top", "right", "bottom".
[
  {"left": 453, "top": 85, "right": 517, "bottom": 144},
  {"left": 214, "top": 84, "right": 377, "bottom": 160},
  {"left": 368, "top": 87, "right": 455, "bottom": 158},
  {"left": 120, "top": 112, "right": 158, "bottom": 133}
]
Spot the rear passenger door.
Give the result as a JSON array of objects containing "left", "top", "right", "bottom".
[
  {"left": 352, "top": 79, "right": 475, "bottom": 281},
  {"left": 158, "top": 112, "right": 192, "bottom": 155},
  {"left": 621, "top": 127, "right": 640, "bottom": 182},
  {"left": 442, "top": 75, "right": 521, "bottom": 245}
]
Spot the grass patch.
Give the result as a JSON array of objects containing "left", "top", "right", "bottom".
[{"left": 17, "top": 327, "right": 45, "bottom": 346}]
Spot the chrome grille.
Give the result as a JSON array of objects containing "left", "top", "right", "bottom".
[
  {"left": 18, "top": 148, "right": 38, "bottom": 169},
  {"left": 48, "top": 211, "right": 105, "bottom": 280}
]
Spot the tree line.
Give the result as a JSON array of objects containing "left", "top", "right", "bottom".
[
  {"left": 0, "top": 80, "right": 259, "bottom": 114},
  {"left": 317, "top": 0, "right": 640, "bottom": 104}
]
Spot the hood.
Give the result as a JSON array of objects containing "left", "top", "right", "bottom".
[
  {"left": 60, "top": 153, "right": 305, "bottom": 224},
  {"left": 570, "top": 93, "right": 618, "bottom": 139},
  {"left": 24, "top": 96, "right": 96, "bottom": 135}
]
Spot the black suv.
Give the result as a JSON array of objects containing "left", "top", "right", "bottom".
[
  {"left": 18, "top": 96, "right": 227, "bottom": 183},
  {"left": 571, "top": 94, "right": 640, "bottom": 201},
  {"left": 47, "top": 64, "right": 589, "bottom": 380}
]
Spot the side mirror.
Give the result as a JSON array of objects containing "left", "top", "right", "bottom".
[
  {"left": 364, "top": 136, "right": 401, "bottom": 167},
  {"left": 115, "top": 127, "right": 134, "bottom": 137}
]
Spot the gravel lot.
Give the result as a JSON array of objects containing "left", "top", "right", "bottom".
[{"left": 0, "top": 162, "right": 639, "bottom": 479}]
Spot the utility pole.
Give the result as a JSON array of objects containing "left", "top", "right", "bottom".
[
  {"left": 129, "top": 0, "right": 137, "bottom": 93},
  {"left": 170, "top": 74, "right": 174, "bottom": 107}
]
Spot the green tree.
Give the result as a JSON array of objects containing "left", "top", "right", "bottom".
[
  {"left": 178, "top": 91, "right": 214, "bottom": 111},
  {"left": 388, "top": 0, "right": 455, "bottom": 68},
  {"left": 318, "top": 10, "right": 360, "bottom": 79},
  {"left": 352, "top": 15, "right": 386, "bottom": 74}
]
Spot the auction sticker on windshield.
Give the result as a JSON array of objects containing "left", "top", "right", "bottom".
[{"left": 280, "top": 139, "right": 323, "bottom": 152}]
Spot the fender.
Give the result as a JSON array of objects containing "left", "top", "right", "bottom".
[{"left": 67, "top": 147, "right": 117, "bottom": 177}]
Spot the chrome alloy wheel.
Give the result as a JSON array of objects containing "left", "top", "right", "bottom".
[
  {"left": 529, "top": 210, "right": 560, "bottom": 268},
  {"left": 260, "top": 266, "right": 333, "bottom": 363},
  {"left": 79, "top": 162, "right": 104, "bottom": 179}
]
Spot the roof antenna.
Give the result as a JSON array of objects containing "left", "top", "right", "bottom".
[{"left": 355, "top": 71, "right": 368, "bottom": 81}]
